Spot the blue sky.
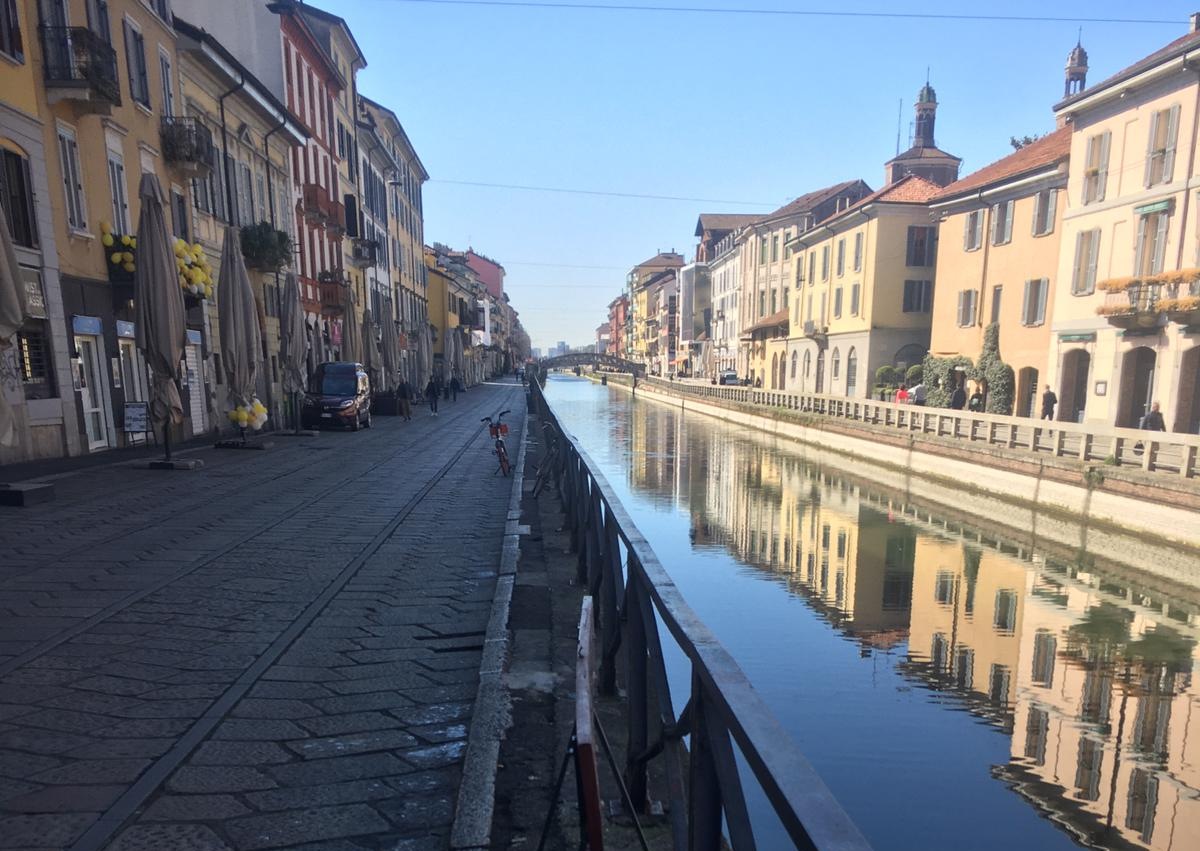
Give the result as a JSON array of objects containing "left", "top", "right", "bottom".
[{"left": 335, "top": 0, "right": 1195, "bottom": 351}]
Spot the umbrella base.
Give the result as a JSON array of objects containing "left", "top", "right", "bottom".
[
  {"left": 275, "top": 430, "right": 320, "bottom": 437},
  {"left": 148, "top": 459, "right": 204, "bottom": 470},
  {"left": 214, "top": 439, "right": 273, "bottom": 451},
  {"left": 0, "top": 482, "right": 56, "bottom": 506}
]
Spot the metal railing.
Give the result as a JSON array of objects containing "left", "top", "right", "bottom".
[
  {"left": 160, "top": 117, "right": 215, "bottom": 171},
  {"left": 639, "top": 378, "right": 1200, "bottom": 479},
  {"left": 530, "top": 380, "right": 872, "bottom": 850},
  {"left": 40, "top": 26, "right": 120, "bottom": 105}
]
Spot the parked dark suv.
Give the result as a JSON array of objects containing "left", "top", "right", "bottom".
[{"left": 301, "top": 362, "right": 372, "bottom": 430}]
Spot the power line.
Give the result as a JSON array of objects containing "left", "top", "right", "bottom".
[
  {"left": 503, "top": 260, "right": 628, "bottom": 271},
  {"left": 377, "top": 0, "right": 1180, "bottom": 26},
  {"left": 431, "top": 178, "right": 774, "bottom": 207}
]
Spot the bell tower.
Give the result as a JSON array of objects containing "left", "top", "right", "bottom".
[
  {"left": 1065, "top": 36, "right": 1088, "bottom": 98},
  {"left": 914, "top": 75, "right": 937, "bottom": 148}
]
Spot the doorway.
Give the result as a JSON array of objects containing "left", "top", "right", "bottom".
[
  {"left": 1117, "top": 346, "right": 1157, "bottom": 428},
  {"left": 76, "top": 335, "right": 111, "bottom": 451},
  {"left": 119, "top": 338, "right": 148, "bottom": 444},
  {"left": 1175, "top": 346, "right": 1200, "bottom": 434},
  {"left": 815, "top": 350, "right": 826, "bottom": 394},
  {"left": 184, "top": 342, "right": 208, "bottom": 435},
  {"left": 1059, "top": 349, "right": 1091, "bottom": 423},
  {"left": 1016, "top": 367, "right": 1038, "bottom": 418}
]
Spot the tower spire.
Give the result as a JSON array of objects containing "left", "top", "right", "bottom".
[{"left": 1065, "top": 35, "right": 1089, "bottom": 98}]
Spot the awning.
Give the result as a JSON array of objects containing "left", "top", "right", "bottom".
[{"left": 741, "top": 309, "right": 789, "bottom": 335}]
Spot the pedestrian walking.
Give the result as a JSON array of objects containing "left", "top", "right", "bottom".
[
  {"left": 397, "top": 378, "right": 413, "bottom": 421},
  {"left": 425, "top": 378, "right": 439, "bottom": 416},
  {"left": 1041, "top": 385, "right": 1058, "bottom": 421},
  {"left": 1140, "top": 401, "right": 1166, "bottom": 431},
  {"left": 894, "top": 384, "right": 909, "bottom": 404},
  {"left": 450, "top": 375, "right": 461, "bottom": 402},
  {"left": 969, "top": 388, "right": 985, "bottom": 412},
  {"left": 950, "top": 383, "right": 967, "bottom": 410},
  {"left": 910, "top": 381, "right": 927, "bottom": 406}
]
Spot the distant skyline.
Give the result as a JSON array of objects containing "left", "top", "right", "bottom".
[{"left": 334, "top": 0, "right": 1198, "bottom": 350}]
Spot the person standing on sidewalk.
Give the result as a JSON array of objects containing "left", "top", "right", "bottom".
[
  {"left": 1041, "top": 385, "right": 1058, "bottom": 421},
  {"left": 450, "top": 374, "right": 460, "bottom": 402},
  {"left": 425, "top": 377, "right": 439, "bottom": 416},
  {"left": 397, "top": 378, "right": 413, "bottom": 421},
  {"left": 1140, "top": 401, "right": 1166, "bottom": 431}
]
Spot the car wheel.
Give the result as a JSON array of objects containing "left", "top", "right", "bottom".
[
  {"left": 350, "top": 413, "right": 361, "bottom": 431},
  {"left": 363, "top": 411, "right": 372, "bottom": 429}
]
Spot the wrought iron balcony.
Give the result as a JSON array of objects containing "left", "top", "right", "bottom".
[
  {"left": 302, "top": 183, "right": 339, "bottom": 223},
  {"left": 1098, "top": 283, "right": 1166, "bottom": 330},
  {"left": 350, "top": 238, "right": 378, "bottom": 269},
  {"left": 40, "top": 26, "right": 121, "bottom": 113},
  {"left": 317, "top": 273, "right": 345, "bottom": 316},
  {"left": 160, "top": 118, "right": 214, "bottom": 177}
]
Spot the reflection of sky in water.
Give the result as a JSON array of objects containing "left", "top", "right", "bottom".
[{"left": 547, "top": 376, "right": 1199, "bottom": 851}]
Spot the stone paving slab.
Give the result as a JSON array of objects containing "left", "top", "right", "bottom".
[{"left": 0, "top": 382, "right": 527, "bottom": 850}]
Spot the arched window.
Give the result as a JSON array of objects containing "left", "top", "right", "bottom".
[
  {"left": 778, "top": 353, "right": 786, "bottom": 390},
  {"left": 791, "top": 350, "right": 798, "bottom": 379},
  {"left": 770, "top": 353, "right": 778, "bottom": 389},
  {"left": 846, "top": 348, "right": 858, "bottom": 397},
  {"left": 832, "top": 348, "right": 841, "bottom": 380},
  {"left": 804, "top": 350, "right": 812, "bottom": 380}
]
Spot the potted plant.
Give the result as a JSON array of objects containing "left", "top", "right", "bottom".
[{"left": 241, "top": 221, "right": 294, "bottom": 273}]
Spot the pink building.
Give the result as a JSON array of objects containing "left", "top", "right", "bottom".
[{"left": 466, "top": 250, "right": 505, "bottom": 300}]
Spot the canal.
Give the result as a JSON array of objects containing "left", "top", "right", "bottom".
[{"left": 544, "top": 375, "right": 1199, "bottom": 851}]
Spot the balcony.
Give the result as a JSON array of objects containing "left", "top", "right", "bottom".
[
  {"left": 1096, "top": 272, "right": 1200, "bottom": 330},
  {"left": 317, "top": 273, "right": 345, "bottom": 316},
  {"left": 350, "top": 238, "right": 377, "bottom": 269},
  {"left": 161, "top": 118, "right": 214, "bottom": 177},
  {"left": 40, "top": 26, "right": 121, "bottom": 114},
  {"left": 302, "top": 183, "right": 340, "bottom": 224}
]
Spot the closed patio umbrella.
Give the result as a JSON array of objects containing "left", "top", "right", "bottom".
[
  {"left": 279, "top": 272, "right": 307, "bottom": 429},
  {"left": 310, "top": 318, "right": 326, "bottom": 376},
  {"left": 133, "top": 173, "right": 187, "bottom": 459},
  {"left": 341, "top": 286, "right": 361, "bottom": 364},
  {"left": 217, "top": 224, "right": 262, "bottom": 422},
  {"left": 361, "top": 309, "right": 382, "bottom": 391},
  {"left": 0, "top": 201, "right": 28, "bottom": 447},
  {"left": 379, "top": 299, "right": 399, "bottom": 394}
]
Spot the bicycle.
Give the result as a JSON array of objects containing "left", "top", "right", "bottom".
[{"left": 482, "top": 410, "right": 512, "bottom": 476}]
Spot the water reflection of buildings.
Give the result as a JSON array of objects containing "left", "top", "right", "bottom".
[{"left": 623, "top": 398, "right": 1200, "bottom": 850}]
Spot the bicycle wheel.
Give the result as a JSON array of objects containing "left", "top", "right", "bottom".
[{"left": 497, "top": 442, "right": 511, "bottom": 476}]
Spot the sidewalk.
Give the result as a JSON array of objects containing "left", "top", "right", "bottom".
[{"left": 0, "top": 380, "right": 526, "bottom": 850}]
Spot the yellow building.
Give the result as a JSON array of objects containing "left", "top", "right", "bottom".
[
  {"left": 788, "top": 175, "right": 942, "bottom": 398},
  {"left": 1049, "top": 24, "right": 1200, "bottom": 431},
  {"left": 928, "top": 128, "right": 1071, "bottom": 417},
  {"left": 174, "top": 16, "right": 306, "bottom": 427},
  {"left": 736, "top": 181, "right": 870, "bottom": 388},
  {"left": 0, "top": 0, "right": 82, "bottom": 462},
  {"left": 627, "top": 250, "right": 683, "bottom": 364}
]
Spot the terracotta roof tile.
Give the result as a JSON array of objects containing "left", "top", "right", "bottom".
[
  {"left": 1057, "top": 30, "right": 1200, "bottom": 111},
  {"left": 887, "top": 144, "right": 962, "bottom": 163},
  {"left": 694, "top": 213, "right": 762, "bottom": 237},
  {"left": 826, "top": 175, "right": 941, "bottom": 222},
  {"left": 931, "top": 127, "right": 1071, "bottom": 202},
  {"left": 765, "top": 180, "right": 871, "bottom": 220},
  {"left": 741, "top": 309, "right": 789, "bottom": 335},
  {"left": 634, "top": 251, "right": 685, "bottom": 270}
]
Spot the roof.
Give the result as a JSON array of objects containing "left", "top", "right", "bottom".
[
  {"left": 694, "top": 213, "right": 761, "bottom": 237},
  {"left": 741, "top": 309, "right": 789, "bottom": 335},
  {"left": 886, "top": 144, "right": 962, "bottom": 164},
  {"left": 358, "top": 96, "right": 429, "bottom": 181},
  {"left": 289, "top": 1, "right": 367, "bottom": 67},
  {"left": 931, "top": 127, "right": 1071, "bottom": 202},
  {"left": 762, "top": 180, "right": 871, "bottom": 222},
  {"left": 792, "top": 175, "right": 941, "bottom": 240},
  {"left": 634, "top": 252, "right": 685, "bottom": 270},
  {"left": 1056, "top": 29, "right": 1200, "bottom": 111}
]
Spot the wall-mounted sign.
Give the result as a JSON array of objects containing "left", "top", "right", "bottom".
[
  {"left": 123, "top": 401, "right": 149, "bottom": 433},
  {"left": 186, "top": 329, "right": 202, "bottom": 345},
  {"left": 116, "top": 320, "right": 136, "bottom": 338},
  {"left": 1095, "top": 380, "right": 1108, "bottom": 397},
  {"left": 20, "top": 268, "right": 46, "bottom": 319},
  {"left": 72, "top": 315, "right": 102, "bottom": 336}
]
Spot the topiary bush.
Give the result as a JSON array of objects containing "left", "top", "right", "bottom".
[
  {"left": 976, "top": 323, "right": 1015, "bottom": 415},
  {"left": 905, "top": 364, "right": 924, "bottom": 386},
  {"left": 923, "top": 353, "right": 973, "bottom": 407},
  {"left": 241, "top": 221, "right": 294, "bottom": 272},
  {"left": 875, "top": 365, "right": 899, "bottom": 389}
]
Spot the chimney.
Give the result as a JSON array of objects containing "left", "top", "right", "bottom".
[{"left": 1192, "top": 12, "right": 1200, "bottom": 32}]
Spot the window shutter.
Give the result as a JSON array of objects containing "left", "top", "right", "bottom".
[
  {"left": 1022, "top": 280, "right": 1032, "bottom": 325},
  {"left": 1031, "top": 193, "right": 1041, "bottom": 236},
  {"left": 1045, "top": 189, "right": 1057, "bottom": 233},
  {"left": 1086, "top": 230, "right": 1100, "bottom": 291},
  {"left": 963, "top": 214, "right": 971, "bottom": 250},
  {"left": 1164, "top": 104, "right": 1181, "bottom": 183},
  {"left": 1037, "top": 279, "right": 1048, "bottom": 324},
  {"left": 1153, "top": 213, "right": 1169, "bottom": 274},
  {"left": 19, "top": 155, "right": 39, "bottom": 247},
  {"left": 1144, "top": 110, "right": 1160, "bottom": 188},
  {"left": 1097, "top": 132, "right": 1111, "bottom": 201},
  {"left": 1003, "top": 202, "right": 1013, "bottom": 243},
  {"left": 989, "top": 204, "right": 1000, "bottom": 244},
  {"left": 957, "top": 291, "right": 965, "bottom": 325}
]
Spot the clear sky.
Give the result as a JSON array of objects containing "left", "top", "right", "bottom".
[{"left": 333, "top": 0, "right": 1196, "bottom": 352}]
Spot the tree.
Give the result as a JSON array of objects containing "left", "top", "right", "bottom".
[
  {"left": 976, "top": 323, "right": 1015, "bottom": 415},
  {"left": 1010, "top": 133, "right": 1045, "bottom": 151},
  {"left": 922, "top": 353, "right": 973, "bottom": 408},
  {"left": 905, "top": 364, "right": 924, "bottom": 386}
]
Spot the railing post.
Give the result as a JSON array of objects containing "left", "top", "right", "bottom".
[
  {"left": 1183, "top": 444, "right": 1197, "bottom": 479},
  {"left": 687, "top": 671, "right": 723, "bottom": 851},
  {"left": 1143, "top": 440, "right": 1156, "bottom": 472},
  {"left": 624, "top": 568, "right": 649, "bottom": 813},
  {"left": 599, "top": 507, "right": 623, "bottom": 695}
]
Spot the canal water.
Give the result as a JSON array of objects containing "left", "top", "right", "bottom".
[{"left": 544, "top": 375, "right": 1199, "bottom": 851}]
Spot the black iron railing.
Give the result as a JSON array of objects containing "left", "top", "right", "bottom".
[
  {"left": 40, "top": 26, "right": 120, "bottom": 105},
  {"left": 161, "top": 117, "right": 215, "bottom": 169},
  {"left": 529, "top": 379, "right": 873, "bottom": 850}
]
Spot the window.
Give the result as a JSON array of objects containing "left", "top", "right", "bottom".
[
  {"left": 56, "top": 125, "right": 87, "bottom": 231},
  {"left": 0, "top": 0, "right": 22, "bottom": 61},
  {"left": 1134, "top": 211, "right": 1170, "bottom": 277},
  {"left": 1025, "top": 706, "right": 1048, "bottom": 765},
  {"left": 149, "top": 0, "right": 171, "bottom": 22},
  {"left": 821, "top": 245, "right": 829, "bottom": 280},
  {"left": 771, "top": 234, "right": 779, "bottom": 262},
  {"left": 956, "top": 289, "right": 977, "bottom": 327},
  {"left": 953, "top": 647, "right": 975, "bottom": 690},
  {"left": 833, "top": 287, "right": 843, "bottom": 318},
  {"left": 963, "top": 210, "right": 984, "bottom": 251},
  {"left": 808, "top": 252, "right": 816, "bottom": 286},
  {"left": 836, "top": 238, "right": 845, "bottom": 276},
  {"left": 1022, "top": 279, "right": 1049, "bottom": 326},
  {"left": 759, "top": 237, "right": 767, "bottom": 264},
  {"left": 1031, "top": 631, "right": 1056, "bottom": 687},
  {"left": 832, "top": 348, "right": 840, "bottom": 379},
  {"left": 850, "top": 282, "right": 860, "bottom": 315},
  {"left": 123, "top": 20, "right": 150, "bottom": 108},
  {"left": 907, "top": 225, "right": 936, "bottom": 266},
  {"left": 1032, "top": 188, "right": 1057, "bottom": 236},
  {"left": 989, "top": 665, "right": 1012, "bottom": 706},
  {"left": 17, "top": 319, "right": 55, "bottom": 399},
  {"left": 903, "top": 279, "right": 933, "bottom": 313},
  {"left": 159, "top": 51, "right": 174, "bottom": 117},
  {"left": 106, "top": 150, "right": 129, "bottom": 233},
  {"left": 758, "top": 291, "right": 765, "bottom": 317},
  {"left": 255, "top": 173, "right": 266, "bottom": 223},
  {"left": 1082, "top": 131, "right": 1111, "bottom": 204},
  {"left": 236, "top": 160, "right": 253, "bottom": 226},
  {"left": 1072, "top": 228, "right": 1101, "bottom": 295},
  {"left": 846, "top": 348, "right": 857, "bottom": 396},
  {"left": 990, "top": 200, "right": 1014, "bottom": 245},
  {"left": 783, "top": 229, "right": 791, "bottom": 256},
  {"left": 1145, "top": 105, "right": 1180, "bottom": 187},
  {"left": 990, "top": 285, "right": 1002, "bottom": 324},
  {"left": 790, "top": 350, "right": 797, "bottom": 379},
  {"left": 994, "top": 589, "right": 1018, "bottom": 632},
  {"left": 853, "top": 232, "right": 863, "bottom": 271},
  {"left": 171, "top": 189, "right": 188, "bottom": 240},
  {"left": 1, "top": 147, "right": 38, "bottom": 248}
]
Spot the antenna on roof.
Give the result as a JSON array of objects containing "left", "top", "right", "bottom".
[
  {"left": 896, "top": 99, "right": 902, "bottom": 156},
  {"left": 925, "top": 66, "right": 930, "bottom": 85}
]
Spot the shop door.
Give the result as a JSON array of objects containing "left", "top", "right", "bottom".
[
  {"left": 76, "top": 335, "right": 111, "bottom": 451},
  {"left": 184, "top": 344, "right": 207, "bottom": 435},
  {"left": 119, "top": 339, "right": 148, "bottom": 443}
]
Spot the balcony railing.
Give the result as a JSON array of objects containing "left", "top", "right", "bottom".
[
  {"left": 317, "top": 273, "right": 345, "bottom": 316},
  {"left": 302, "top": 183, "right": 340, "bottom": 224},
  {"left": 160, "top": 118, "right": 214, "bottom": 176},
  {"left": 40, "top": 26, "right": 120, "bottom": 112},
  {"left": 350, "top": 238, "right": 378, "bottom": 269},
  {"left": 1098, "top": 272, "right": 1200, "bottom": 329}
]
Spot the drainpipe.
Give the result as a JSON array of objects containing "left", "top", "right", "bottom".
[
  {"left": 263, "top": 118, "right": 289, "bottom": 229},
  {"left": 218, "top": 78, "right": 245, "bottom": 226},
  {"left": 1174, "top": 66, "right": 1200, "bottom": 272}
]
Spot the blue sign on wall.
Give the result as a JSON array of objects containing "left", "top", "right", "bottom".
[
  {"left": 72, "top": 315, "right": 102, "bottom": 336},
  {"left": 186, "top": 329, "right": 202, "bottom": 345},
  {"left": 116, "top": 320, "right": 136, "bottom": 338}
]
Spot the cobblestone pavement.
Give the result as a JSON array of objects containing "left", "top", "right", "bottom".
[{"left": 0, "top": 381, "right": 526, "bottom": 851}]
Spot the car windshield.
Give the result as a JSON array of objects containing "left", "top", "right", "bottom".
[{"left": 318, "top": 375, "right": 357, "bottom": 396}]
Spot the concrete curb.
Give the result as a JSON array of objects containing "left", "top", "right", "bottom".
[{"left": 450, "top": 406, "right": 529, "bottom": 850}]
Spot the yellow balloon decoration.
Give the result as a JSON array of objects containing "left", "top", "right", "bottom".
[{"left": 102, "top": 233, "right": 114, "bottom": 247}]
